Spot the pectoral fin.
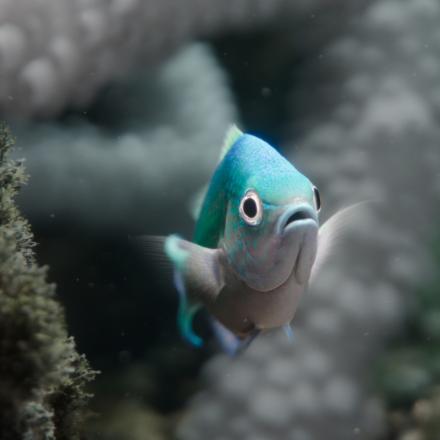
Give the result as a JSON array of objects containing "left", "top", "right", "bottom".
[
  {"left": 164, "top": 234, "right": 224, "bottom": 347},
  {"left": 282, "top": 323, "right": 294, "bottom": 341},
  {"left": 310, "top": 202, "right": 368, "bottom": 284},
  {"left": 173, "top": 268, "right": 203, "bottom": 347}
]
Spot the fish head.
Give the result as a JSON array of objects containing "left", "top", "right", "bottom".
[{"left": 222, "top": 147, "right": 320, "bottom": 292}]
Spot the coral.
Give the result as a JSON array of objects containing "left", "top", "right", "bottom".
[
  {"left": 13, "top": 44, "right": 237, "bottom": 233},
  {"left": 0, "top": 0, "right": 288, "bottom": 118},
  {"left": 0, "top": 123, "right": 96, "bottom": 439},
  {"left": 177, "top": 1, "right": 440, "bottom": 439},
  {"left": 388, "top": 389, "right": 440, "bottom": 440},
  {"left": 376, "top": 240, "right": 440, "bottom": 439},
  {"left": 0, "top": 0, "right": 368, "bottom": 119}
]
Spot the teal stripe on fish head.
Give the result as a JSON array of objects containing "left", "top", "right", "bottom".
[
  {"left": 223, "top": 134, "right": 320, "bottom": 291},
  {"left": 193, "top": 156, "right": 230, "bottom": 248},
  {"left": 194, "top": 133, "right": 320, "bottom": 291}
]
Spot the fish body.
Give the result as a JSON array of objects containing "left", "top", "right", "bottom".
[
  {"left": 205, "top": 253, "right": 307, "bottom": 335},
  {"left": 162, "top": 126, "right": 326, "bottom": 352},
  {"left": 161, "top": 125, "right": 359, "bottom": 353}
]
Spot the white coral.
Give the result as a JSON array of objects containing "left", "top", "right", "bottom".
[
  {"left": 0, "top": 0, "right": 287, "bottom": 117},
  {"left": 15, "top": 44, "right": 237, "bottom": 232}
]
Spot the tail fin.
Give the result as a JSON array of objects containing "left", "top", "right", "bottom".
[{"left": 164, "top": 235, "right": 225, "bottom": 348}]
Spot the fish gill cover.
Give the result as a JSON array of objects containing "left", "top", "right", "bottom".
[{"left": 0, "top": 123, "right": 96, "bottom": 439}]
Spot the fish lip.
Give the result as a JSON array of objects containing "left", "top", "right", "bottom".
[
  {"left": 227, "top": 204, "right": 318, "bottom": 294},
  {"left": 277, "top": 204, "right": 318, "bottom": 235}
]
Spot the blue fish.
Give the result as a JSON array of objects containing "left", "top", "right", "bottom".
[{"left": 153, "top": 126, "right": 359, "bottom": 353}]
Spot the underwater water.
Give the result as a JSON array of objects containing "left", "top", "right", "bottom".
[{"left": 1, "top": 1, "right": 440, "bottom": 439}]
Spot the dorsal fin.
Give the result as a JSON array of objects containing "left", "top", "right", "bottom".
[
  {"left": 218, "top": 124, "right": 243, "bottom": 163},
  {"left": 188, "top": 183, "right": 209, "bottom": 221},
  {"left": 189, "top": 124, "right": 243, "bottom": 220}
]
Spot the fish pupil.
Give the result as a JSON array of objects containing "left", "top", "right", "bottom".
[
  {"left": 313, "top": 187, "right": 321, "bottom": 212},
  {"left": 243, "top": 198, "right": 257, "bottom": 218}
]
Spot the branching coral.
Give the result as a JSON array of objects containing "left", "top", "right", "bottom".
[
  {"left": 0, "top": 0, "right": 366, "bottom": 119},
  {"left": 0, "top": 123, "right": 96, "bottom": 439},
  {"left": 0, "top": 0, "right": 288, "bottom": 118}
]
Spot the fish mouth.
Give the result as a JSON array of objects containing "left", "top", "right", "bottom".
[
  {"left": 277, "top": 204, "right": 319, "bottom": 286},
  {"left": 277, "top": 204, "right": 318, "bottom": 235},
  {"left": 227, "top": 203, "right": 318, "bottom": 293}
]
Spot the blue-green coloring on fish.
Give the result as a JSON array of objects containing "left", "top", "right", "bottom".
[{"left": 161, "top": 125, "right": 358, "bottom": 354}]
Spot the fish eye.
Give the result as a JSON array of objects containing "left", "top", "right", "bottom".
[
  {"left": 313, "top": 186, "right": 321, "bottom": 212},
  {"left": 239, "top": 190, "right": 263, "bottom": 226}
]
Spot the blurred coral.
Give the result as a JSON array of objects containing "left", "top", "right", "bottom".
[
  {"left": 85, "top": 362, "right": 172, "bottom": 440},
  {"left": 86, "top": 400, "right": 168, "bottom": 440},
  {"left": 389, "top": 389, "right": 440, "bottom": 440},
  {"left": 0, "top": 0, "right": 288, "bottom": 118},
  {"left": 0, "top": 0, "right": 370, "bottom": 119},
  {"left": 0, "top": 123, "right": 96, "bottom": 439},
  {"left": 13, "top": 44, "right": 237, "bottom": 232},
  {"left": 376, "top": 240, "right": 440, "bottom": 439}
]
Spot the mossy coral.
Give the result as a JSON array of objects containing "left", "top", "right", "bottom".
[{"left": 0, "top": 122, "right": 96, "bottom": 439}]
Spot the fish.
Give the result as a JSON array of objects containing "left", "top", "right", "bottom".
[{"left": 147, "top": 125, "right": 361, "bottom": 354}]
